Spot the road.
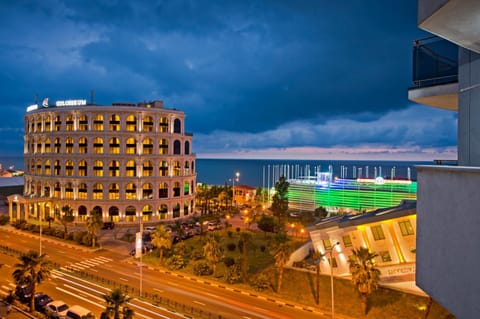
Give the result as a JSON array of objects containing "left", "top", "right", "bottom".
[{"left": 0, "top": 226, "right": 349, "bottom": 319}]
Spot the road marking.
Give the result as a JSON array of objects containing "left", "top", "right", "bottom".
[
  {"left": 166, "top": 281, "right": 179, "bottom": 287},
  {"left": 153, "top": 288, "right": 164, "bottom": 293},
  {"left": 96, "top": 256, "right": 114, "bottom": 262},
  {"left": 119, "top": 278, "right": 129, "bottom": 282},
  {"left": 132, "top": 298, "right": 184, "bottom": 319},
  {"left": 56, "top": 286, "right": 104, "bottom": 309},
  {"left": 3, "top": 264, "right": 11, "bottom": 268},
  {"left": 193, "top": 301, "right": 205, "bottom": 306}
]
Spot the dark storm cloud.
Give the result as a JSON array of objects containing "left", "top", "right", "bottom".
[{"left": 0, "top": 1, "right": 456, "bottom": 159}]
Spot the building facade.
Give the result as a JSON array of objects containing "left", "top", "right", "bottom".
[{"left": 9, "top": 99, "right": 196, "bottom": 223}]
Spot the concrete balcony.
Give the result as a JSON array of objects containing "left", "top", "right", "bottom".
[{"left": 416, "top": 165, "right": 480, "bottom": 319}]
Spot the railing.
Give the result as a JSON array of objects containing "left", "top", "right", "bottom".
[{"left": 412, "top": 36, "right": 458, "bottom": 88}]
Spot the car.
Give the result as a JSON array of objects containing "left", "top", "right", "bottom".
[
  {"left": 45, "top": 300, "right": 69, "bottom": 319},
  {"left": 66, "top": 305, "right": 96, "bottom": 319},
  {"left": 101, "top": 222, "right": 115, "bottom": 230},
  {"left": 34, "top": 293, "right": 53, "bottom": 312},
  {"left": 144, "top": 225, "right": 157, "bottom": 232},
  {"left": 15, "top": 284, "right": 32, "bottom": 303}
]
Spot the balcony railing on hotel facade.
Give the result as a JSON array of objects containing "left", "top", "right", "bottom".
[{"left": 412, "top": 36, "right": 458, "bottom": 88}]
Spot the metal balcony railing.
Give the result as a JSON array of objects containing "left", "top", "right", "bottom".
[{"left": 412, "top": 36, "right": 458, "bottom": 88}]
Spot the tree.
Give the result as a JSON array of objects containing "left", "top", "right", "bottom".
[
  {"left": 203, "top": 233, "right": 223, "bottom": 275},
  {"left": 272, "top": 242, "right": 292, "bottom": 293},
  {"left": 59, "top": 204, "right": 75, "bottom": 239},
  {"left": 86, "top": 208, "right": 103, "bottom": 248},
  {"left": 271, "top": 176, "right": 289, "bottom": 230},
  {"left": 312, "top": 249, "right": 325, "bottom": 305},
  {"left": 257, "top": 215, "right": 275, "bottom": 236},
  {"left": 103, "top": 288, "right": 133, "bottom": 319},
  {"left": 151, "top": 224, "right": 172, "bottom": 263},
  {"left": 348, "top": 247, "right": 381, "bottom": 314},
  {"left": 238, "top": 231, "right": 252, "bottom": 282},
  {"left": 12, "top": 250, "right": 53, "bottom": 312}
]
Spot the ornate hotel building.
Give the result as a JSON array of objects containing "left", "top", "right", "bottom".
[{"left": 10, "top": 99, "right": 196, "bottom": 223}]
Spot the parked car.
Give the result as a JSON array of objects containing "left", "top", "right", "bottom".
[
  {"left": 34, "top": 293, "right": 53, "bottom": 312},
  {"left": 66, "top": 305, "right": 96, "bottom": 319},
  {"left": 101, "top": 222, "right": 115, "bottom": 230},
  {"left": 45, "top": 300, "right": 69, "bottom": 319},
  {"left": 15, "top": 284, "right": 32, "bottom": 303}
]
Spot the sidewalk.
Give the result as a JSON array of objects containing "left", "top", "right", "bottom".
[{"left": 0, "top": 302, "right": 35, "bottom": 319}]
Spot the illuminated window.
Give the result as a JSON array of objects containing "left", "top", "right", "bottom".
[
  {"left": 159, "top": 117, "right": 168, "bottom": 133},
  {"left": 93, "top": 137, "right": 103, "bottom": 154},
  {"left": 36, "top": 140, "right": 42, "bottom": 154},
  {"left": 173, "top": 118, "right": 181, "bottom": 133},
  {"left": 78, "top": 183, "right": 88, "bottom": 200},
  {"left": 36, "top": 118, "right": 42, "bottom": 132},
  {"left": 45, "top": 138, "right": 51, "bottom": 153},
  {"left": 323, "top": 239, "right": 332, "bottom": 250},
  {"left": 330, "top": 257, "right": 338, "bottom": 268},
  {"left": 184, "top": 161, "right": 190, "bottom": 174},
  {"left": 398, "top": 220, "right": 415, "bottom": 236},
  {"left": 109, "top": 161, "right": 120, "bottom": 177},
  {"left": 125, "top": 183, "right": 137, "bottom": 200},
  {"left": 65, "top": 137, "right": 74, "bottom": 153},
  {"left": 109, "top": 137, "right": 120, "bottom": 154},
  {"left": 126, "top": 114, "right": 136, "bottom": 131},
  {"left": 159, "top": 161, "right": 168, "bottom": 176},
  {"left": 371, "top": 225, "right": 386, "bottom": 241},
  {"left": 159, "top": 182, "right": 168, "bottom": 198},
  {"left": 379, "top": 251, "right": 392, "bottom": 262},
  {"left": 78, "top": 160, "right": 87, "bottom": 177},
  {"left": 54, "top": 116, "right": 61, "bottom": 131},
  {"left": 342, "top": 235, "right": 353, "bottom": 247},
  {"left": 54, "top": 182, "right": 61, "bottom": 198},
  {"left": 173, "top": 161, "right": 181, "bottom": 176},
  {"left": 143, "top": 116, "right": 153, "bottom": 132},
  {"left": 125, "top": 137, "right": 136, "bottom": 154},
  {"left": 65, "top": 182, "right": 74, "bottom": 199},
  {"left": 93, "top": 114, "right": 104, "bottom": 131},
  {"left": 143, "top": 183, "right": 153, "bottom": 199},
  {"left": 93, "top": 160, "right": 103, "bottom": 177},
  {"left": 54, "top": 160, "right": 61, "bottom": 176},
  {"left": 158, "top": 204, "right": 168, "bottom": 218},
  {"left": 159, "top": 139, "right": 168, "bottom": 155},
  {"left": 45, "top": 117, "right": 51, "bottom": 131},
  {"left": 109, "top": 114, "right": 120, "bottom": 131},
  {"left": 184, "top": 181, "right": 189, "bottom": 195},
  {"left": 44, "top": 160, "right": 51, "bottom": 175},
  {"left": 184, "top": 141, "right": 190, "bottom": 155},
  {"left": 78, "top": 137, "right": 87, "bottom": 154},
  {"left": 126, "top": 160, "right": 136, "bottom": 177},
  {"left": 93, "top": 183, "right": 103, "bottom": 200},
  {"left": 173, "top": 140, "right": 181, "bottom": 155},
  {"left": 36, "top": 159, "right": 42, "bottom": 175},
  {"left": 173, "top": 182, "right": 181, "bottom": 197},
  {"left": 108, "top": 183, "right": 119, "bottom": 200},
  {"left": 54, "top": 138, "right": 61, "bottom": 153},
  {"left": 79, "top": 114, "right": 88, "bottom": 130},
  {"left": 142, "top": 138, "right": 153, "bottom": 154},
  {"left": 65, "top": 115, "right": 74, "bottom": 131},
  {"left": 29, "top": 119, "right": 34, "bottom": 133},
  {"left": 65, "top": 160, "right": 74, "bottom": 176},
  {"left": 173, "top": 203, "right": 180, "bottom": 218},
  {"left": 143, "top": 160, "right": 153, "bottom": 177}
]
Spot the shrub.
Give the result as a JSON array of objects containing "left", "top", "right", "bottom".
[
  {"left": 227, "top": 230, "right": 233, "bottom": 238},
  {"left": 0, "top": 215, "right": 10, "bottom": 225},
  {"left": 250, "top": 273, "right": 272, "bottom": 292},
  {"left": 223, "top": 256, "right": 235, "bottom": 267},
  {"left": 168, "top": 254, "right": 187, "bottom": 270},
  {"left": 74, "top": 231, "right": 88, "bottom": 244},
  {"left": 225, "top": 263, "right": 242, "bottom": 284},
  {"left": 260, "top": 245, "right": 266, "bottom": 253},
  {"left": 193, "top": 261, "right": 213, "bottom": 276},
  {"left": 226, "top": 242, "right": 236, "bottom": 252}
]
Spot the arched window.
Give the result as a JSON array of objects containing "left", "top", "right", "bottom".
[
  {"left": 109, "top": 160, "right": 120, "bottom": 177},
  {"left": 65, "top": 160, "right": 74, "bottom": 176},
  {"left": 45, "top": 138, "right": 51, "bottom": 153},
  {"left": 142, "top": 138, "right": 153, "bottom": 154},
  {"left": 93, "top": 114, "right": 104, "bottom": 131},
  {"left": 191, "top": 161, "right": 195, "bottom": 173},
  {"left": 184, "top": 202, "right": 189, "bottom": 216},
  {"left": 44, "top": 182, "right": 51, "bottom": 197},
  {"left": 184, "top": 181, "right": 190, "bottom": 195},
  {"left": 65, "top": 115, "right": 74, "bottom": 131},
  {"left": 126, "top": 160, "right": 136, "bottom": 177},
  {"left": 93, "top": 183, "right": 103, "bottom": 200},
  {"left": 93, "top": 160, "right": 103, "bottom": 177},
  {"left": 30, "top": 159, "right": 34, "bottom": 173},
  {"left": 159, "top": 139, "right": 168, "bottom": 155},
  {"left": 78, "top": 137, "right": 87, "bottom": 154},
  {"left": 173, "top": 140, "right": 181, "bottom": 155},
  {"left": 65, "top": 182, "right": 74, "bottom": 199},
  {"left": 159, "top": 117, "right": 168, "bottom": 133},
  {"left": 173, "top": 203, "right": 180, "bottom": 218},
  {"left": 126, "top": 137, "right": 136, "bottom": 154},
  {"left": 36, "top": 159, "right": 42, "bottom": 175},
  {"left": 142, "top": 205, "right": 152, "bottom": 221},
  {"left": 159, "top": 161, "right": 168, "bottom": 177},
  {"left": 125, "top": 183, "right": 137, "bottom": 200},
  {"left": 184, "top": 141, "right": 190, "bottom": 155},
  {"left": 143, "top": 183, "right": 153, "bottom": 199},
  {"left": 54, "top": 138, "right": 61, "bottom": 153},
  {"left": 36, "top": 117, "right": 42, "bottom": 132},
  {"left": 54, "top": 160, "right": 61, "bottom": 176},
  {"left": 173, "top": 118, "right": 181, "bottom": 133},
  {"left": 44, "top": 160, "right": 51, "bottom": 175},
  {"left": 79, "top": 160, "right": 87, "bottom": 177},
  {"left": 109, "top": 114, "right": 120, "bottom": 131},
  {"left": 65, "top": 137, "right": 74, "bottom": 153},
  {"left": 108, "top": 183, "right": 119, "bottom": 200},
  {"left": 45, "top": 116, "right": 51, "bottom": 131},
  {"left": 159, "top": 182, "right": 168, "bottom": 198},
  {"left": 36, "top": 138, "right": 42, "bottom": 153},
  {"left": 173, "top": 161, "right": 181, "bottom": 176},
  {"left": 143, "top": 160, "right": 153, "bottom": 177},
  {"left": 158, "top": 204, "right": 168, "bottom": 219},
  {"left": 54, "top": 115, "right": 61, "bottom": 131},
  {"left": 109, "top": 137, "right": 120, "bottom": 154},
  {"left": 173, "top": 182, "right": 181, "bottom": 197},
  {"left": 54, "top": 182, "right": 61, "bottom": 198},
  {"left": 79, "top": 114, "right": 88, "bottom": 130},
  {"left": 126, "top": 114, "right": 136, "bottom": 131},
  {"left": 184, "top": 161, "right": 190, "bottom": 175},
  {"left": 78, "top": 183, "right": 88, "bottom": 200},
  {"left": 143, "top": 116, "right": 153, "bottom": 132},
  {"left": 94, "top": 137, "right": 104, "bottom": 154}
]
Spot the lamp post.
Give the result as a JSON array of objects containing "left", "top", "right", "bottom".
[
  {"left": 327, "top": 241, "right": 340, "bottom": 319},
  {"left": 232, "top": 172, "right": 240, "bottom": 208},
  {"left": 136, "top": 175, "right": 143, "bottom": 297}
]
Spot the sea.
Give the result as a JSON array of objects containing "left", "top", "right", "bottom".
[{"left": 0, "top": 155, "right": 430, "bottom": 188}]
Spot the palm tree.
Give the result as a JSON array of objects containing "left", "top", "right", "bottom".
[
  {"left": 238, "top": 231, "right": 252, "bottom": 282},
  {"left": 203, "top": 233, "right": 223, "bottom": 275},
  {"left": 12, "top": 250, "right": 53, "bottom": 312},
  {"left": 59, "top": 204, "right": 75, "bottom": 239},
  {"left": 312, "top": 249, "right": 325, "bottom": 305},
  {"left": 271, "top": 176, "right": 289, "bottom": 230},
  {"left": 103, "top": 288, "right": 133, "bottom": 319},
  {"left": 273, "top": 242, "right": 292, "bottom": 293},
  {"left": 86, "top": 208, "right": 103, "bottom": 248},
  {"left": 151, "top": 224, "right": 172, "bottom": 263},
  {"left": 348, "top": 247, "right": 381, "bottom": 314}
]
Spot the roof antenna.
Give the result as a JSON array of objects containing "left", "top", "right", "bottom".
[{"left": 90, "top": 89, "right": 94, "bottom": 105}]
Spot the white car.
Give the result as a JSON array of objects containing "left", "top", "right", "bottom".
[{"left": 45, "top": 300, "right": 69, "bottom": 319}]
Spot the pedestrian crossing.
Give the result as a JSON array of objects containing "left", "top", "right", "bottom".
[
  {"left": 0, "top": 283, "right": 15, "bottom": 297},
  {"left": 61, "top": 256, "right": 114, "bottom": 272}
]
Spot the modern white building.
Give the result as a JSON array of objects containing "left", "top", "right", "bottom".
[
  {"left": 8, "top": 99, "right": 196, "bottom": 224},
  {"left": 408, "top": 1, "right": 480, "bottom": 318}
]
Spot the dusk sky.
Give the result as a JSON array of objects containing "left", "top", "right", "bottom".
[{"left": 0, "top": 1, "right": 458, "bottom": 161}]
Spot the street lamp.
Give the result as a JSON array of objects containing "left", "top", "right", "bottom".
[
  {"left": 232, "top": 172, "right": 240, "bottom": 207},
  {"left": 136, "top": 174, "right": 143, "bottom": 297},
  {"left": 327, "top": 241, "right": 340, "bottom": 319}
]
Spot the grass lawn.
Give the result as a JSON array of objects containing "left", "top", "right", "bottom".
[{"left": 141, "top": 228, "right": 455, "bottom": 319}]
